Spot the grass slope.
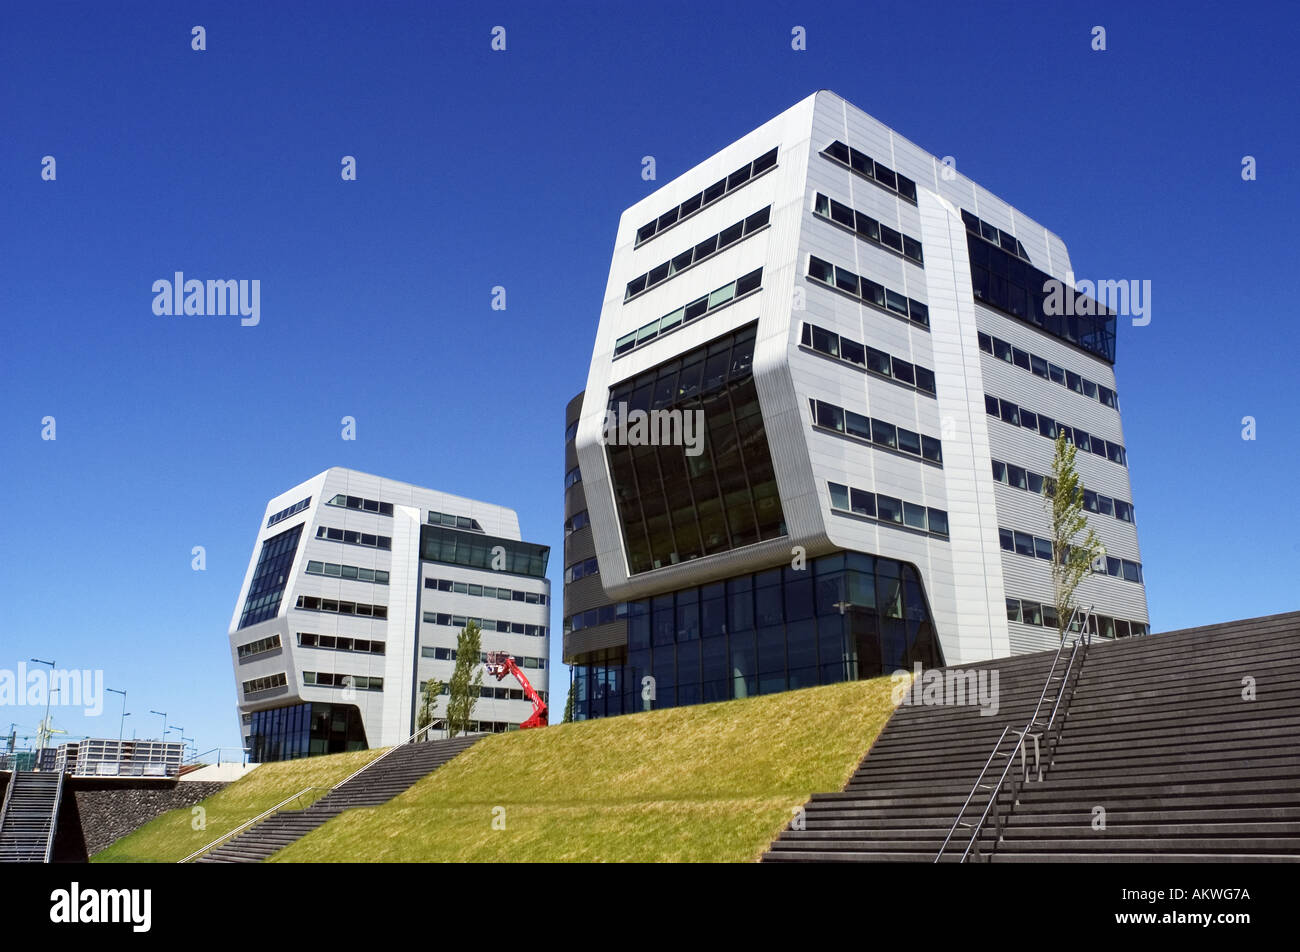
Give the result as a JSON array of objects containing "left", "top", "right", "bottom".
[
  {"left": 274, "top": 677, "right": 899, "bottom": 863},
  {"left": 91, "top": 748, "right": 383, "bottom": 863}
]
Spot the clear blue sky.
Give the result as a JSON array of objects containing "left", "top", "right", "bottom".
[{"left": 2, "top": 1, "right": 1297, "bottom": 754}]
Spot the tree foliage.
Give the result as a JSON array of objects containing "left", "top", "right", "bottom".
[
  {"left": 1044, "top": 430, "right": 1105, "bottom": 641},
  {"left": 417, "top": 678, "right": 444, "bottom": 733},
  {"left": 445, "top": 620, "right": 484, "bottom": 737},
  {"left": 562, "top": 678, "right": 576, "bottom": 724}
]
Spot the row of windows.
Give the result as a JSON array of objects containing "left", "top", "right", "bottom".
[
  {"left": 422, "top": 612, "right": 547, "bottom": 637},
  {"left": 965, "top": 219, "right": 1116, "bottom": 363},
  {"left": 998, "top": 526, "right": 1144, "bottom": 582},
  {"left": 424, "top": 577, "right": 548, "bottom": 604},
  {"left": 564, "top": 419, "right": 579, "bottom": 443},
  {"left": 1097, "top": 555, "right": 1145, "bottom": 583},
  {"left": 428, "top": 510, "right": 484, "bottom": 533},
  {"left": 564, "top": 510, "right": 590, "bottom": 536},
  {"left": 238, "top": 524, "right": 303, "bottom": 629},
  {"left": 614, "top": 268, "right": 763, "bottom": 357},
  {"left": 303, "top": 671, "right": 384, "bottom": 691},
  {"left": 820, "top": 140, "right": 918, "bottom": 203},
  {"left": 326, "top": 493, "right": 394, "bottom": 516},
  {"left": 636, "top": 148, "right": 778, "bottom": 247},
  {"left": 267, "top": 496, "right": 310, "bottom": 528},
  {"left": 800, "top": 322, "right": 936, "bottom": 396},
  {"left": 316, "top": 525, "right": 392, "bottom": 549},
  {"left": 807, "top": 256, "right": 929, "bottom": 328},
  {"left": 243, "top": 672, "right": 286, "bottom": 696},
  {"left": 1007, "top": 596, "right": 1149, "bottom": 638},
  {"left": 305, "top": 561, "right": 390, "bottom": 584},
  {"left": 421, "top": 645, "right": 547, "bottom": 669},
  {"left": 418, "top": 524, "right": 550, "bottom": 579},
  {"left": 978, "top": 331, "right": 1118, "bottom": 409},
  {"left": 564, "top": 466, "right": 581, "bottom": 489},
  {"left": 298, "top": 632, "right": 385, "bottom": 654},
  {"left": 295, "top": 595, "right": 389, "bottom": 619},
  {"left": 807, "top": 398, "right": 943, "bottom": 465},
  {"left": 564, "top": 556, "right": 599, "bottom": 584},
  {"left": 813, "top": 193, "right": 923, "bottom": 264},
  {"left": 991, "top": 458, "right": 1135, "bottom": 524},
  {"left": 236, "top": 633, "right": 282, "bottom": 660},
  {"left": 565, "top": 603, "right": 624, "bottom": 634},
  {"left": 624, "top": 206, "right": 771, "bottom": 302},
  {"left": 960, "top": 210, "right": 1032, "bottom": 263},
  {"left": 984, "top": 394, "right": 1128, "bottom": 466},
  {"left": 828, "top": 481, "right": 950, "bottom": 538}
]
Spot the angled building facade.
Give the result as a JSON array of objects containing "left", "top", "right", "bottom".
[
  {"left": 228, "top": 467, "right": 551, "bottom": 760},
  {"left": 566, "top": 90, "right": 1148, "bottom": 720}
]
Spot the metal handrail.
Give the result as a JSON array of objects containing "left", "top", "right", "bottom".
[
  {"left": 44, "top": 771, "right": 65, "bottom": 863},
  {"left": 183, "top": 746, "right": 250, "bottom": 767},
  {"left": 178, "top": 784, "right": 319, "bottom": 863},
  {"left": 960, "top": 639, "right": 1083, "bottom": 862},
  {"left": 180, "top": 722, "right": 442, "bottom": 863},
  {"left": 935, "top": 630, "right": 1077, "bottom": 862}
]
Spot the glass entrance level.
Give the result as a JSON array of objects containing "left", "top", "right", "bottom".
[{"left": 571, "top": 551, "right": 943, "bottom": 720}]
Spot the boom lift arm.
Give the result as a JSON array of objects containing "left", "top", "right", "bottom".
[{"left": 484, "top": 651, "right": 548, "bottom": 729}]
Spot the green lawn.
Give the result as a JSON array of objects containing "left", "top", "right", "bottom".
[
  {"left": 91, "top": 748, "right": 383, "bottom": 863},
  {"left": 273, "top": 676, "right": 900, "bottom": 863}
]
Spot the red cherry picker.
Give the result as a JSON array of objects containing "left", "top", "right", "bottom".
[{"left": 485, "top": 651, "right": 548, "bottom": 729}]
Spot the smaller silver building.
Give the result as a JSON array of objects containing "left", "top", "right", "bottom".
[{"left": 226, "top": 467, "right": 550, "bottom": 760}]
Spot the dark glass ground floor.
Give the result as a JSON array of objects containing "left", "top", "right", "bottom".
[
  {"left": 571, "top": 551, "right": 943, "bottom": 721},
  {"left": 248, "top": 701, "right": 368, "bottom": 761}
]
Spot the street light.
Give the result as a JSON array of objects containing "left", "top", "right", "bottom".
[
  {"left": 149, "top": 710, "right": 167, "bottom": 741},
  {"left": 106, "top": 688, "right": 128, "bottom": 746},
  {"left": 30, "top": 658, "right": 54, "bottom": 750}
]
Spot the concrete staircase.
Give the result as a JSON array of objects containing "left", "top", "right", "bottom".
[
  {"left": 0, "top": 770, "right": 64, "bottom": 863},
  {"left": 764, "top": 610, "right": 1300, "bottom": 862},
  {"left": 196, "top": 734, "right": 481, "bottom": 863}
]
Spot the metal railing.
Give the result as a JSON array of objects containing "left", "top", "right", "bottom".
[
  {"left": 935, "top": 608, "right": 1093, "bottom": 863},
  {"left": 183, "top": 746, "right": 251, "bottom": 767},
  {"left": 178, "top": 722, "right": 442, "bottom": 863},
  {"left": 43, "top": 771, "right": 65, "bottom": 863},
  {"left": 177, "top": 784, "right": 323, "bottom": 863}
]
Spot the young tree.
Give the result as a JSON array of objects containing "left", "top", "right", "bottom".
[
  {"left": 416, "top": 678, "right": 444, "bottom": 734},
  {"left": 1044, "top": 430, "right": 1105, "bottom": 641},
  {"left": 445, "top": 620, "right": 484, "bottom": 737},
  {"left": 562, "top": 678, "right": 576, "bottom": 724}
]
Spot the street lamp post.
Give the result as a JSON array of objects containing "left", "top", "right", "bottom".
[
  {"left": 149, "top": 711, "right": 166, "bottom": 742},
  {"left": 106, "top": 688, "right": 127, "bottom": 746}
]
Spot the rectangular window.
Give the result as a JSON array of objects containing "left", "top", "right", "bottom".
[
  {"left": 897, "top": 428, "right": 921, "bottom": 457},
  {"left": 902, "top": 502, "right": 927, "bottom": 530},
  {"left": 828, "top": 482, "right": 850, "bottom": 511},
  {"left": 876, "top": 495, "right": 903, "bottom": 524},
  {"left": 1013, "top": 531, "right": 1035, "bottom": 557},
  {"left": 1006, "top": 598, "right": 1022, "bottom": 623},
  {"left": 1034, "top": 537, "right": 1053, "bottom": 561},
  {"left": 850, "top": 488, "right": 875, "bottom": 517}
]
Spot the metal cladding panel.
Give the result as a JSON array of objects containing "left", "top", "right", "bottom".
[
  {"left": 912, "top": 188, "right": 1012, "bottom": 664},
  {"left": 564, "top": 620, "right": 630, "bottom": 662}
]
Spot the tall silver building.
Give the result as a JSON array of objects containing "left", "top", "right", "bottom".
[{"left": 567, "top": 90, "right": 1148, "bottom": 719}]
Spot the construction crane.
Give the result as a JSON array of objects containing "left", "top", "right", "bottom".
[{"left": 484, "top": 651, "right": 548, "bottom": 729}]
